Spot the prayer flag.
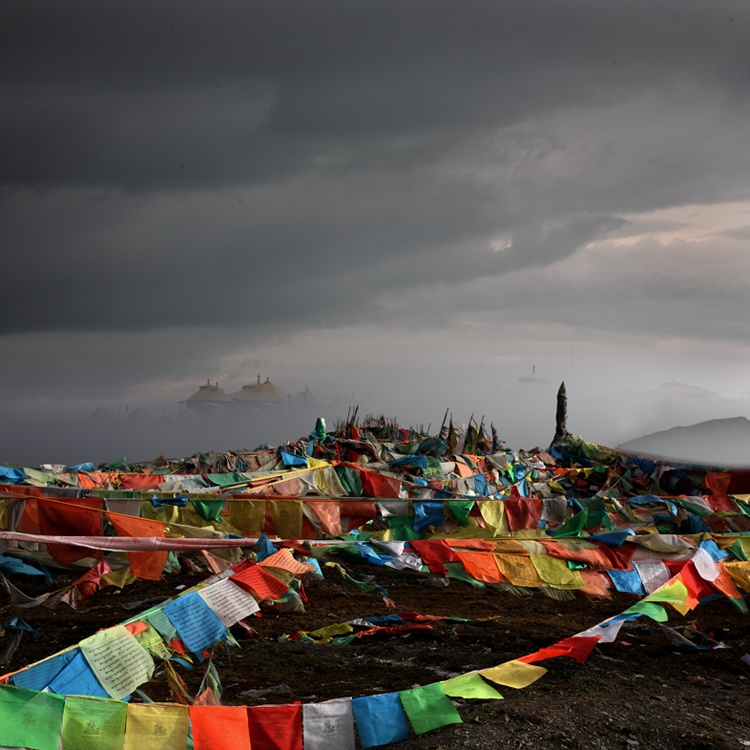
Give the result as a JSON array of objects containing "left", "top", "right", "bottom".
[
  {"left": 398, "top": 683, "right": 462, "bottom": 735},
  {"left": 190, "top": 705, "right": 251, "bottom": 750},
  {"left": 518, "top": 636, "right": 600, "bottom": 665},
  {"left": 480, "top": 660, "right": 547, "bottom": 689},
  {"left": 61, "top": 695, "right": 127, "bottom": 750},
  {"left": 124, "top": 702, "right": 188, "bottom": 750},
  {"left": 0, "top": 684, "right": 64, "bottom": 750},
  {"left": 351, "top": 693, "right": 410, "bottom": 749},
  {"left": 162, "top": 592, "right": 227, "bottom": 655},
  {"left": 48, "top": 649, "right": 109, "bottom": 698},
  {"left": 197, "top": 578, "right": 260, "bottom": 627},
  {"left": 231, "top": 563, "right": 290, "bottom": 601},
  {"left": 302, "top": 698, "right": 355, "bottom": 750},
  {"left": 441, "top": 672, "right": 504, "bottom": 700},
  {"left": 79, "top": 625, "right": 155, "bottom": 700},
  {"left": 108, "top": 514, "right": 168, "bottom": 581},
  {"left": 247, "top": 703, "right": 303, "bottom": 750}
]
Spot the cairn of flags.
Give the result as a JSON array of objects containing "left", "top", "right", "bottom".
[{"left": 1, "top": 404, "right": 750, "bottom": 749}]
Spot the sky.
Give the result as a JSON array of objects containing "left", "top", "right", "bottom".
[{"left": 2, "top": 0, "right": 750, "bottom": 464}]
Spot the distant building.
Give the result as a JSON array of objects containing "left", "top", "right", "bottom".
[
  {"left": 182, "top": 380, "right": 234, "bottom": 416},
  {"left": 228, "top": 376, "right": 288, "bottom": 406},
  {"left": 518, "top": 365, "right": 549, "bottom": 386},
  {"left": 181, "top": 376, "right": 316, "bottom": 417},
  {"left": 646, "top": 380, "right": 716, "bottom": 399}
]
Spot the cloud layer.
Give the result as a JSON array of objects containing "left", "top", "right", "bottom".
[{"left": 2, "top": 0, "right": 750, "bottom": 459}]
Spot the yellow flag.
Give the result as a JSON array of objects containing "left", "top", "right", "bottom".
[
  {"left": 493, "top": 553, "right": 543, "bottom": 587},
  {"left": 124, "top": 703, "right": 189, "bottom": 750},
  {"left": 477, "top": 500, "right": 507, "bottom": 536},
  {"left": 531, "top": 555, "right": 585, "bottom": 590},
  {"left": 228, "top": 499, "right": 266, "bottom": 533},
  {"left": 480, "top": 660, "right": 547, "bottom": 689},
  {"left": 644, "top": 580, "right": 688, "bottom": 604}
]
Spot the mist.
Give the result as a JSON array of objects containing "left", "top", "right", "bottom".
[{"left": 1, "top": 360, "right": 748, "bottom": 466}]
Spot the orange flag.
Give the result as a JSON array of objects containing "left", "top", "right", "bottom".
[
  {"left": 231, "top": 563, "right": 290, "bottom": 601},
  {"left": 190, "top": 706, "right": 251, "bottom": 750},
  {"left": 108, "top": 514, "right": 167, "bottom": 581}
]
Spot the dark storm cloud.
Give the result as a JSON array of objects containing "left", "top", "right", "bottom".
[
  {"left": 1, "top": 0, "right": 750, "bottom": 409},
  {"left": 2, "top": 0, "right": 749, "bottom": 191}
]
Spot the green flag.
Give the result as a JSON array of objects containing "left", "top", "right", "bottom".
[
  {"left": 0, "top": 685, "right": 64, "bottom": 750},
  {"left": 446, "top": 499, "right": 474, "bottom": 526},
  {"left": 623, "top": 601, "right": 668, "bottom": 622},
  {"left": 442, "top": 673, "right": 503, "bottom": 700},
  {"left": 553, "top": 509, "right": 587, "bottom": 538},
  {"left": 399, "top": 683, "right": 463, "bottom": 735},
  {"left": 62, "top": 696, "right": 127, "bottom": 750},
  {"left": 190, "top": 498, "right": 225, "bottom": 524}
]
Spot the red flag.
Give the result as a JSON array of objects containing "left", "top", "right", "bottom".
[
  {"left": 518, "top": 636, "right": 601, "bottom": 664},
  {"left": 247, "top": 703, "right": 303, "bottom": 750}
]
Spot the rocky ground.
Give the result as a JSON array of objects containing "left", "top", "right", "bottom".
[{"left": 4, "top": 563, "right": 750, "bottom": 750}]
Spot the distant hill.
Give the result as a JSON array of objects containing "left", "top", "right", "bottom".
[{"left": 617, "top": 416, "right": 750, "bottom": 467}]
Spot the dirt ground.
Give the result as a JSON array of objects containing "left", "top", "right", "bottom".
[{"left": 5, "top": 560, "right": 750, "bottom": 750}]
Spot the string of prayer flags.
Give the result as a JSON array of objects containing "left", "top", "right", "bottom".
[
  {"left": 676, "top": 561, "right": 715, "bottom": 609},
  {"left": 164, "top": 661, "right": 193, "bottom": 705},
  {"left": 79, "top": 625, "right": 155, "bottom": 700},
  {"left": 412, "top": 501, "right": 446, "bottom": 532},
  {"left": 707, "top": 565, "right": 744, "bottom": 600},
  {"left": 541, "top": 539, "right": 610, "bottom": 570},
  {"left": 398, "top": 683, "right": 462, "bottom": 735},
  {"left": 247, "top": 703, "right": 303, "bottom": 750},
  {"left": 162, "top": 592, "right": 227, "bottom": 655},
  {"left": 197, "top": 578, "right": 260, "bottom": 627},
  {"left": 351, "top": 692, "right": 411, "bottom": 749},
  {"left": 102, "top": 565, "right": 137, "bottom": 589},
  {"left": 61, "top": 695, "right": 128, "bottom": 750},
  {"left": 123, "top": 702, "right": 189, "bottom": 750},
  {"left": 409, "top": 540, "right": 459, "bottom": 575},
  {"left": 504, "top": 497, "right": 543, "bottom": 532},
  {"left": 0, "top": 684, "right": 64, "bottom": 750},
  {"left": 302, "top": 698, "right": 356, "bottom": 750},
  {"left": 190, "top": 705, "right": 252, "bottom": 750},
  {"left": 691, "top": 547, "right": 720, "bottom": 582},
  {"left": 480, "top": 659, "right": 548, "bottom": 689}
]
